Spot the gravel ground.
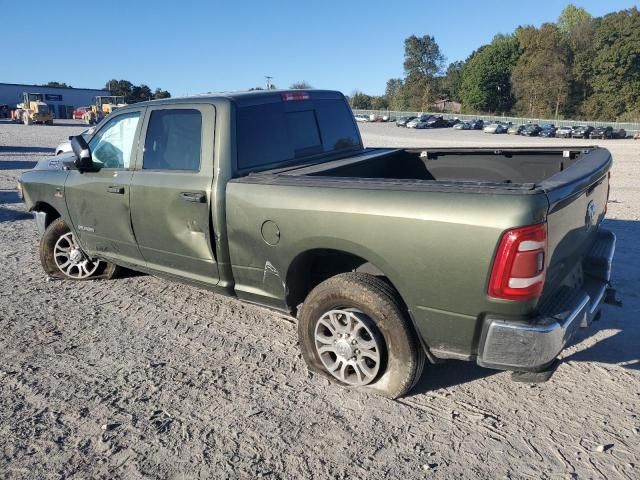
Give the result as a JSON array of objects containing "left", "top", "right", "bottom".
[{"left": 0, "top": 119, "right": 639, "bottom": 479}]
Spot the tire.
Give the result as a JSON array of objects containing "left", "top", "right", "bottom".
[
  {"left": 298, "top": 272, "right": 425, "bottom": 398},
  {"left": 39, "top": 217, "right": 119, "bottom": 280}
]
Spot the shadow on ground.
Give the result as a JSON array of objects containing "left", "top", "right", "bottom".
[
  {"left": 0, "top": 146, "right": 54, "bottom": 154},
  {"left": 0, "top": 160, "right": 38, "bottom": 170},
  {"left": 563, "top": 218, "right": 640, "bottom": 370},
  {"left": 0, "top": 207, "right": 31, "bottom": 222},
  {"left": 410, "top": 360, "right": 496, "bottom": 395},
  {"left": 0, "top": 190, "right": 22, "bottom": 204}
]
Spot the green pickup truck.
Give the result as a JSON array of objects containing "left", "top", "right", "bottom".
[{"left": 19, "top": 90, "right": 616, "bottom": 398}]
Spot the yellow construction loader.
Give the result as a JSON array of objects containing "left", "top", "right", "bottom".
[
  {"left": 83, "top": 96, "right": 127, "bottom": 125},
  {"left": 14, "top": 92, "right": 54, "bottom": 125}
]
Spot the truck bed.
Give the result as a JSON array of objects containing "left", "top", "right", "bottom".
[{"left": 275, "top": 146, "right": 598, "bottom": 191}]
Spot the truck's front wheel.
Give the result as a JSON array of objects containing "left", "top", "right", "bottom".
[
  {"left": 39, "top": 218, "right": 118, "bottom": 280},
  {"left": 298, "top": 272, "right": 425, "bottom": 398}
]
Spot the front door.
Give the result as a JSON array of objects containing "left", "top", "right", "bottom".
[
  {"left": 129, "top": 104, "right": 219, "bottom": 285},
  {"left": 64, "top": 109, "right": 145, "bottom": 266}
]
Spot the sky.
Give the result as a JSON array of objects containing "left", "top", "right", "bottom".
[{"left": 2, "top": 0, "right": 638, "bottom": 96}]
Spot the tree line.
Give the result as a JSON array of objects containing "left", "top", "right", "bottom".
[
  {"left": 351, "top": 5, "right": 640, "bottom": 122},
  {"left": 40, "top": 80, "right": 172, "bottom": 103}
]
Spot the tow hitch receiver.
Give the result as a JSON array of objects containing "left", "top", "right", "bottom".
[{"left": 604, "top": 286, "right": 622, "bottom": 307}]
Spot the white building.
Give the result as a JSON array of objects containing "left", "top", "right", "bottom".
[{"left": 0, "top": 83, "right": 110, "bottom": 119}]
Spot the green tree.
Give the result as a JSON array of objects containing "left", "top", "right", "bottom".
[
  {"left": 558, "top": 5, "right": 596, "bottom": 114},
  {"left": 370, "top": 96, "right": 389, "bottom": 110},
  {"left": 105, "top": 79, "right": 133, "bottom": 98},
  {"left": 558, "top": 4, "right": 592, "bottom": 34},
  {"left": 582, "top": 8, "right": 640, "bottom": 120},
  {"left": 511, "top": 24, "right": 571, "bottom": 117},
  {"left": 441, "top": 61, "right": 464, "bottom": 102},
  {"left": 153, "top": 88, "right": 171, "bottom": 99},
  {"left": 43, "top": 81, "right": 71, "bottom": 88},
  {"left": 460, "top": 35, "right": 519, "bottom": 113},
  {"left": 403, "top": 35, "right": 445, "bottom": 109},
  {"left": 104, "top": 79, "right": 171, "bottom": 103},
  {"left": 289, "top": 81, "right": 312, "bottom": 89},
  {"left": 350, "top": 91, "right": 373, "bottom": 109},
  {"left": 130, "top": 84, "right": 153, "bottom": 103}
]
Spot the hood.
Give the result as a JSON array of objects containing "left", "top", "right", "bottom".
[{"left": 33, "top": 152, "right": 74, "bottom": 171}]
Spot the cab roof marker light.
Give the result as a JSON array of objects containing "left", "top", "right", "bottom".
[{"left": 281, "top": 92, "right": 310, "bottom": 101}]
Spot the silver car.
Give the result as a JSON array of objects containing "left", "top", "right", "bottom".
[
  {"left": 483, "top": 122, "right": 509, "bottom": 134},
  {"left": 55, "top": 127, "right": 96, "bottom": 155}
]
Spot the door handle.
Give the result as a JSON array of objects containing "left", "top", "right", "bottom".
[
  {"left": 107, "top": 186, "right": 125, "bottom": 194},
  {"left": 181, "top": 192, "right": 206, "bottom": 203}
]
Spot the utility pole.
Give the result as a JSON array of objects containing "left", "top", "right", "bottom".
[{"left": 265, "top": 76, "right": 273, "bottom": 90}]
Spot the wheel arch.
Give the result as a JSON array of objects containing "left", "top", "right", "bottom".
[
  {"left": 32, "top": 201, "right": 61, "bottom": 229},
  {"left": 285, "top": 247, "right": 407, "bottom": 315}
]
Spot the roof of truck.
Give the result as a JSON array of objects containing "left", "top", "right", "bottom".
[{"left": 134, "top": 89, "right": 346, "bottom": 108}]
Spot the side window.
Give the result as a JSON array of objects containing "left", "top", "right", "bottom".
[
  {"left": 143, "top": 109, "right": 202, "bottom": 171},
  {"left": 88, "top": 112, "right": 140, "bottom": 169}
]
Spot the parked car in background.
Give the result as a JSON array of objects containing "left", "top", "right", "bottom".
[
  {"left": 425, "top": 116, "right": 448, "bottom": 128},
  {"left": 396, "top": 116, "right": 417, "bottom": 127},
  {"left": 521, "top": 124, "right": 542, "bottom": 137},
  {"left": 589, "top": 126, "right": 627, "bottom": 139},
  {"left": 354, "top": 114, "right": 369, "bottom": 123},
  {"left": 539, "top": 124, "right": 557, "bottom": 138},
  {"left": 572, "top": 125, "right": 594, "bottom": 138},
  {"left": 407, "top": 115, "right": 432, "bottom": 129},
  {"left": 555, "top": 126, "right": 574, "bottom": 138},
  {"left": 468, "top": 119, "right": 484, "bottom": 130},
  {"left": 483, "top": 122, "right": 509, "bottom": 134},
  {"left": 508, "top": 125, "right": 525, "bottom": 135},
  {"left": 590, "top": 126, "right": 614, "bottom": 139},
  {"left": 72, "top": 107, "right": 91, "bottom": 120},
  {"left": 613, "top": 128, "right": 627, "bottom": 139},
  {"left": 447, "top": 118, "right": 461, "bottom": 127},
  {"left": 55, "top": 127, "right": 96, "bottom": 155},
  {"left": 453, "top": 121, "right": 471, "bottom": 130}
]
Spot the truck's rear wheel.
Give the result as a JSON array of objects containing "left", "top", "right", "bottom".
[
  {"left": 298, "top": 272, "right": 425, "bottom": 398},
  {"left": 39, "top": 217, "right": 119, "bottom": 280}
]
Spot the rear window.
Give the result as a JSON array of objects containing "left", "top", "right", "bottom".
[{"left": 237, "top": 98, "right": 360, "bottom": 170}]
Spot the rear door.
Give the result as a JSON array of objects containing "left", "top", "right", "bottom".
[{"left": 129, "top": 103, "right": 219, "bottom": 285}]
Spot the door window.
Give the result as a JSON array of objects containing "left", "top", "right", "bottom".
[
  {"left": 143, "top": 109, "right": 202, "bottom": 171},
  {"left": 88, "top": 112, "right": 140, "bottom": 169}
]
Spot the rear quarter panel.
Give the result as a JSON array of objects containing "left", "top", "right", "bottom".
[{"left": 226, "top": 180, "right": 549, "bottom": 356}]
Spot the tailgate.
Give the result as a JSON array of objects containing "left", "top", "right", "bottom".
[{"left": 540, "top": 148, "right": 612, "bottom": 299}]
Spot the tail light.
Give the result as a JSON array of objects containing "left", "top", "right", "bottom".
[
  {"left": 281, "top": 92, "right": 310, "bottom": 101},
  {"left": 488, "top": 223, "right": 547, "bottom": 301}
]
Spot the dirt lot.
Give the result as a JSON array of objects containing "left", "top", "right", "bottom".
[{"left": 0, "top": 119, "right": 638, "bottom": 479}]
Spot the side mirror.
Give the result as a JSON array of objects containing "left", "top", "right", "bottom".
[{"left": 70, "top": 135, "right": 94, "bottom": 171}]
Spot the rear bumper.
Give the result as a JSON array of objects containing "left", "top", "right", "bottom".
[{"left": 477, "top": 229, "right": 615, "bottom": 372}]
